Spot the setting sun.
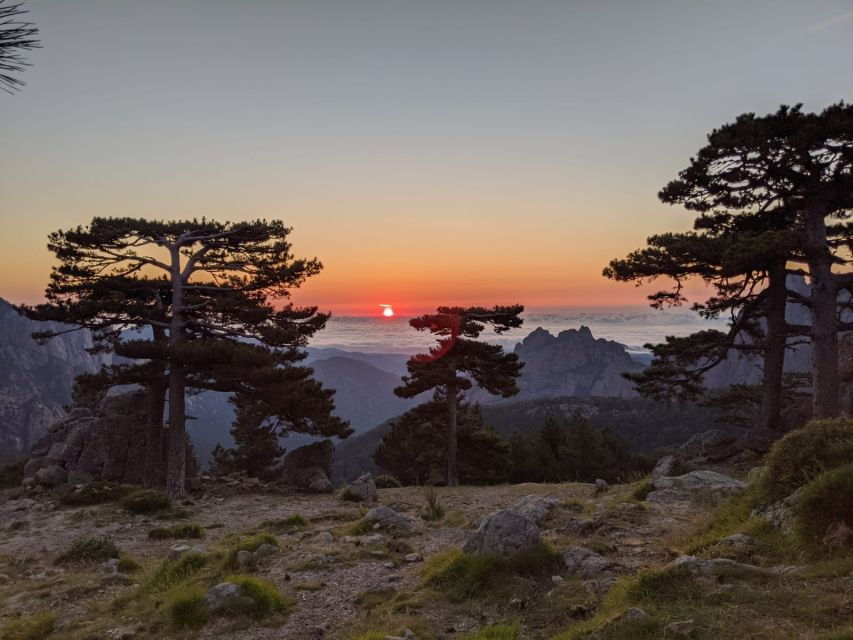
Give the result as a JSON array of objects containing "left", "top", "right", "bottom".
[{"left": 380, "top": 304, "right": 394, "bottom": 317}]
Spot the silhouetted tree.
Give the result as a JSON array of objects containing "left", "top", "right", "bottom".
[
  {"left": 394, "top": 305, "right": 523, "bottom": 486},
  {"left": 0, "top": 1, "right": 39, "bottom": 93},
  {"left": 657, "top": 104, "right": 853, "bottom": 418},
  {"left": 22, "top": 217, "right": 346, "bottom": 497},
  {"left": 373, "top": 396, "right": 509, "bottom": 485}
]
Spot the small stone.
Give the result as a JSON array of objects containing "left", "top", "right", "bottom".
[
  {"left": 204, "top": 582, "right": 243, "bottom": 611},
  {"left": 317, "top": 531, "right": 334, "bottom": 543},
  {"left": 361, "top": 533, "right": 385, "bottom": 545},
  {"left": 101, "top": 559, "right": 120, "bottom": 574},
  {"left": 666, "top": 620, "right": 696, "bottom": 636},
  {"left": 255, "top": 543, "right": 277, "bottom": 558},
  {"left": 404, "top": 553, "right": 422, "bottom": 563},
  {"left": 169, "top": 544, "right": 191, "bottom": 560},
  {"left": 617, "top": 607, "right": 648, "bottom": 622},
  {"left": 595, "top": 478, "right": 608, "bottom": 493},
  {"left": 236, "top": 549, "right": 254, "bottom": 568},
  {"left": 551, "top": 575, "right": 564, "bottom": 583}
]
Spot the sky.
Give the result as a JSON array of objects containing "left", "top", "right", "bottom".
[{"left": 1, "top": 1, "right": 852, "bottom": 316}]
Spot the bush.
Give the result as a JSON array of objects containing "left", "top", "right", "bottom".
[
  {"left": 121, "top": 489, "right": 173, "bottom": 514},
  {"left": 146, "top": 553, "right": 208, "bottom": 592},
  {"left": 260, "top": 515, "right": 306, "bottom": 531},
  {"left": 758, "top": 418, "right": 853, "bottom": 503},
  {"left": 222, "top": 575, "right": 293, "bottom": 619},
  {"left": 148, "top": 524, "right": 204, "bottom": 539},
  {"left": 57, "top": 536, "right": 119, "bottom": 563},
  {"left": 234, "top": 533, "right": 278, "bottom": 553},
  {"left": 794, "top": 464, "right": 853, "bottom": 552},
  {"left": 0, "top": 612, "right": 56, "bottom": 640},
  {"left": 422, "top": 485, "right": 445, "bottom": 522},
  {"left": 422, "top": 544, "right": 560, "bottom": 602},
  {"left": 168, "top": 587, "right": 208, "bottom": 629},
  {"left": 630, "top": 478, "right": 653, "bottom": 502},
  {"left": 59, "top": 482, "right": 135, "bottom": 506},
  {"left": 0, "top": 459, "right": 26, "bottom": 489},
  {"left": 374, "top": 474, "right": 402, "bottom": 488}
]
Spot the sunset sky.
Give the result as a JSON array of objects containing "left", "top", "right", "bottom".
[{"left": 1, "top": 1, "right": 851, "bottom": 315}]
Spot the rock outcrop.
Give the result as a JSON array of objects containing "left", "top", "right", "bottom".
[
  {"left": 647, "top": 470, "right": 746, "bottom": 506},
  {"left": 509, "top": 494, "right": 561, "bottom": 525},
  {"left": 363, "top": 505, "right": 417, "bottom": 537},
  {"left": 509, "top": 326, "right": 644, "bottom": 400},
  {"left": 280, "top": 439, "right": 334, "bottom": 493},
  {"left": 22, "top": 392, "right": 197, "bottom": 487},
  {"left": 344, "top": 473, "right": 377, "bottom": 502}
]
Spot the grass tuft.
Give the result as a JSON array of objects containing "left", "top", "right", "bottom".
[
  {"left": 59, "top": 482, "right": 135, "bottom": 506},
  {"left": 260, "top": 515, "right": 307, "bottom": 531},
  {"left": 462, "top": 623, "right": 521, "bottom": 639},
  {"left": 56, "top": 535, "right": 119, "bottom": 563},
  {"left": 146, "top": 553, "right": 208, "bottom": 592},
  {"left": 148, "top": 523, "right": 204, "bottom": 539},
  {"left": 0, "top": 612, "right": 56, "bottom": 640},
  {"left": 221, "top": 575, "right": 294, "bottom": 619},
  {"left": 167, "top": 587, "right": 208, "bottom": 629},
  {"left": 421, "top": 486, "right": 445, "bottom": 522},
  {"left": 121, "top": 489, "right": 173, "bottom": 514}
]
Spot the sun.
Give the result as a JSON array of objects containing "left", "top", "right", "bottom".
[{"left": 380, "top": 304, "right": 394, "bottom": 317}]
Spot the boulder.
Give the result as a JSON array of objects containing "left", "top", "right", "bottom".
[
  {"left": 671, "top": 555, "right": 776, "bottom": 578},
  {"left": 345, "top": 473, "right": 377, "bottom": 502},
  {"left": 364, "top": 505, "right": 416, "bottom": 537},
  {"left": 463, "top": 509, "right": 541, "bottom": 556},
  {"left": 204, "top": 582, "right": 253, "bottom": 612},
  {"left": 595, "top": 479, "right": 608, "bottom": 493},
  {"left": 35, "top": 464, "right": 67, "bottom": 487},
  {"left": 649, "top": 470, "right": 746, "bottom": 505},
  {"left": 280, "top": 440, "right": 334, "bottom": 492},
  {"left": 509, "top": 494, "right": 560, "bottom": 525},
  {"left": 562, "top": 546, "right": 621, "bottom": 578},
  {"left": 651, "top": 454, "right": 678, "bottom": 480},
  {"left": 678, "top": 429, "right": 741, "bottom": 463}
]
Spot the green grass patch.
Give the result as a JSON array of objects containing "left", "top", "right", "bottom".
[
  {"left": 120, "top": 489, "right": 172, "bottom": 514},
  {"left": 220, "top": 575, "right": 294, "bottom": 619},
  {"left": 148, "top": 523, "right": 204, "bottom": 539},
  {"left": 59, "top": 482, "right": 136, "bottom": 506},
  {"left": 56, "top": 535, "right": 119, "bottom": 564},
  {"left": 461, "top": 623, "right": 521, "bottom": 639},
  {"left": 146, "top": 553, "right": 208, "bottom": 592},
  {"left": 421, "top": 543, "right": 560, "bottom": 602},
  {"left": 345, "top": 519, "right": 376, "bottom": 536},
  {"left": 116, "top": 555, "right": 143, "bottom": 573},
  {"left": 0, "top": 612, "right": 56, "bottom": 640},
  {"left": 167, "top": 586, "right": 208, "bottom": 629},
  {"left": 630, "top": 478, "right": 653, "bottom": 502},
  {"left": 794, "top": 464, "right": 853, "bottom": 554},
  {"left": 260, "top": 515, "right": 307, "bottom": 531}
]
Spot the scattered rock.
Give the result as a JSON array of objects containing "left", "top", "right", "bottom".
[
  {"left": 345, "top": 473, "right": 378, "bottom": 502},
  {"left": 236, "top": 549, "right": 254, "bottom": 568},
  {"left": 509, "top": 494, "right": 560, "bottom": 524},
  {"left": 463, "top": 509, "right": 541, "bottom": 556},
  {"left": 595, "top": 479, "right": 608, "bottom": 493},
  {"left": 364, "top": 505, "right": 416, "bottom": 537},
  {"left": 562, "top": 546, "right": 621, "bottom": 578},
  {"left": 279, "top": 440, "right": 335, "bottom": 493},
  {"left": 404, "top": 553, "right": 422, "bottom": 563},
  {"left": 101, "top": 559, "right": 120, "bottom": 574},
  {"left": 666, "top": 619, "right": 696, "bottom": 636},
  {"left": 35, "top": 464, "right": 67, "bottom": 487},
  {"left": 255, "top": 543, "right": 277, "bottom": 558},
  {"left": 204, "top": 582, "right": 252, "bottom": 612},
  {"left": 615, "top": 607, "right": 649, "bottom": 622},
  {"left": 671, "top": 555, "right": 776, "bottom": 578},
  {"left": 169, "top": 544, "right": 191, "bottom": 560}
]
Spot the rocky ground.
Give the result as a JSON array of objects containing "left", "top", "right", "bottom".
[{"left": 1, "top": 465, "right": 851, "bottom": 640}]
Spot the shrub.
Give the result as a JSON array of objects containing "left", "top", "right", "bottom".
[
  {"left": 234, "top": 533, "right": 278, "bottom": 553},
  {"left": 146, "top": 553, "right": 208, "bottom": 592},
  {"left": 630, "top": 478, "right": 653, "bottom": 502},
  {"left": 121, "top": 489, "right": 172, "bottom": 514},
  {"left": 374, "top": 474, "right": 402, "bottom": 488},
  {"left": 422, "top": 544, "right": 560, "bottom": 602},
  {"left": 116, "top": 556, "right": 143, "bottom": 573},
  {"left": 794, "top": 464, "right": 853, "bottom": 552},
  {"left": 57, "top": 536, "right": 119, "bottom": 563},
  {"left": 222, "top": 575, "right": 293, "bottom": 619},
  {"left": 148, "top": 524, "right": 204, "bottom": 539},
  {"left": 0, "top": 612, "right": 56, "bottom": 640},
  {"left": 422, "top": 485, "right": 445, "bottom": 522},
  {"left": 462, "top": 623, "right": 521, "bottom": 640},
  {"left": 260, "top": 515, "right": 306, "bottom": 531},
  {"left": 758, "top": 418, "right": 853, "bottom": 503},
  {"left": 168, "top": 587, "right": 208, "bottom": 629},
  {"left": 0, "top": 459, "right": 26, "bottom": 489},
  {"left": 59, "top": 482, "right": 135, "bottom": 506}
]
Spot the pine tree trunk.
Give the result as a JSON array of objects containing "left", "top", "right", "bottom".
[
  {"left": 143, "top": 373, "right": 166, "bottom": 487},
  {"left": 446, "top": 385, "right": 459, "bottom": 487},
  {"left": 165, "top": 246, "right": 187, "bottom": 499},
  {"left": 805, "top": 209, "right": 840, "bottom": 419},
  {"left": 760, "top": 260, "right": 788, "bottom": 431}
]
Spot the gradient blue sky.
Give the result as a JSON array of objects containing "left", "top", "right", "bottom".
[{"left": 1, "top": 1, "right": 851, "bottom": 314}]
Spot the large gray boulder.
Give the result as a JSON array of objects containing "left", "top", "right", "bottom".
[
  {"left": 648, "top": 470, "right": 746, "bottom": 506},
  {"left": 463, "top": 509, "right": 541, "bottom": 556},
  {"left": 509, "top": 495, "right": 560, "bottom": 525},
  {"left": 364, "top": 505, "right": 416, "bottom": 537},
  {"left": 345, "top": 473, "right": 377, "bottom": 502},
  {"left": 678, "top": 429, "right": 740, "bottom": 464},
  {"left": 204, "top": 582, "right": 253, "bottom": 612},
  {"left": 651, "top": 454, "right": 678, "bottom": 480},
  {"left": 35, "top": 464, "right": 67, "bottom": 487}
]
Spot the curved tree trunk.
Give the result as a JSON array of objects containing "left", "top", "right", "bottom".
[
  {"left": 805, "top": 209, "right": 840, "bottom": 419},
  {"left": 760, "top": 260, "right": 788, "bottom": 430},
  {"left": 446, "top": 384, "right": 459, "bottom": 487}
]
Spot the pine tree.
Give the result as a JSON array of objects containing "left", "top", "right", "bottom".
[
  {"left": 394, "top": 305, "right": 523, "bottom": 486},
  {"left": 0, "top": 0, "right": 39, "bottom": 93},
  {"left": 21, "top": 218, "right": 347, "bottom": 497}
]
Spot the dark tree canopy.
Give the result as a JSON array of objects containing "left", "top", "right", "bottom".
[{"left": 0, "top": 1, "right": 39, "bottom": 93}]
